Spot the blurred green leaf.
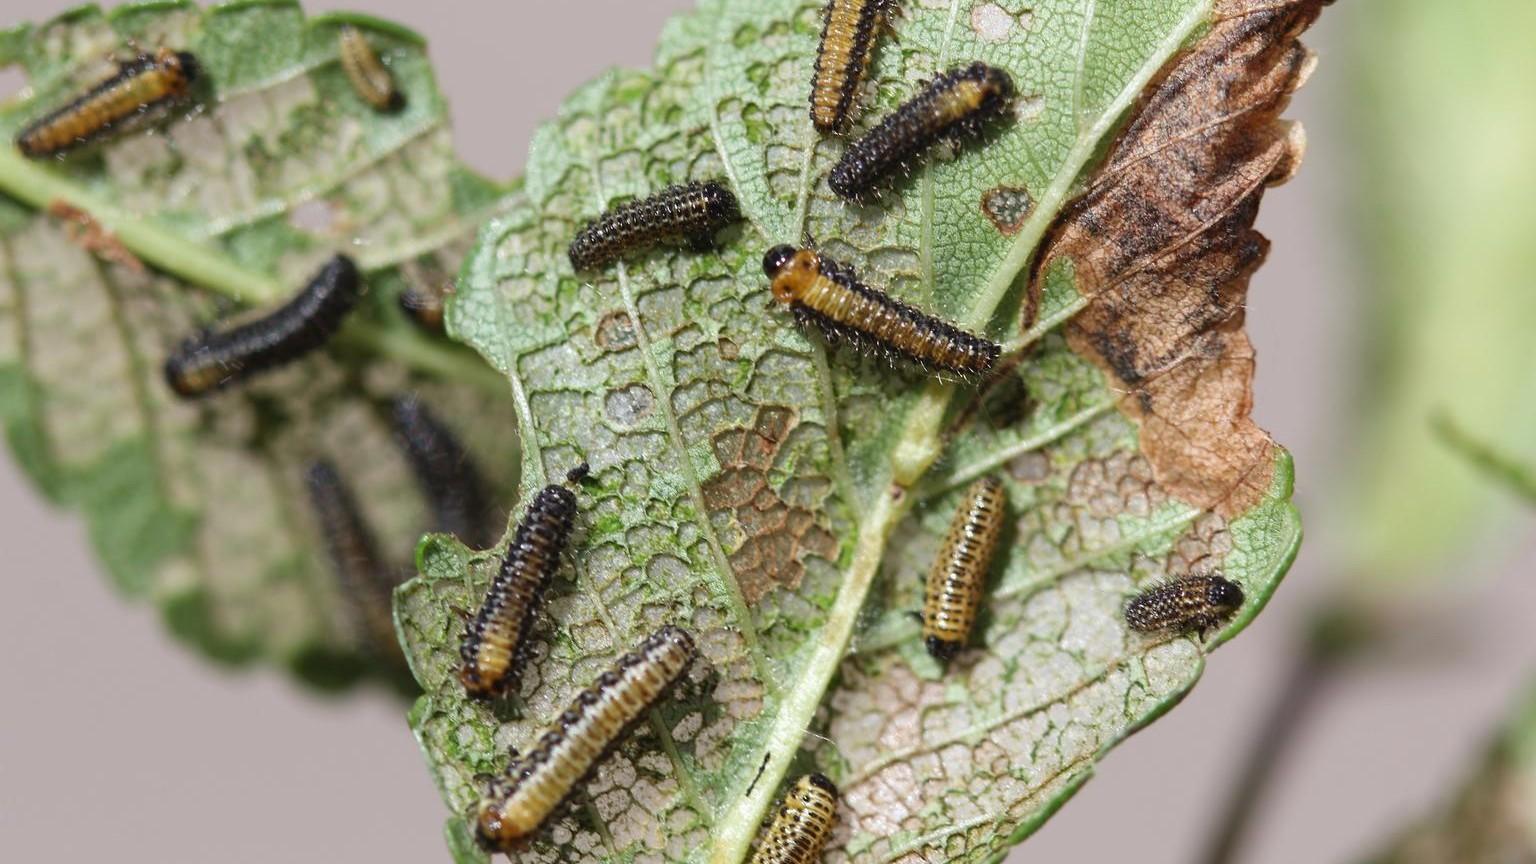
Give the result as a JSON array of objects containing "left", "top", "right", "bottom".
[
  {"left": 0, "top": 0, "right": 518, "bottom": 688},
  {"left": 397, "top": 0, "right": 1322, "bottom": 861},
  {"left": 1339, "top": 0, "right": 1536, "bottom": 583}
]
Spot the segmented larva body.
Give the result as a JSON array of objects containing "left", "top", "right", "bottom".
[
  {"left": 391, "top": 394, "right": 496, "bottom": 550},
  {"left": 163, "top": 255, "right": 362, "bottom": 399},
  {"left": 16, "top": 47, "right": 199, "bottom": 158},
  {"left": 924, "top": 476, "right": 1006, "bottom": 660},
  {"left": 338, "top": 25, "right": 403, "bottom": 112},
  {"left": 1125, "top": 574, "right": 1245, "bottom": 635},
  {"left": 762, "top": 245, "right": 1000, "bottom": 378},
  {"left": 810, "top": 0, "right": 892, "bottom": 134},
  {"left": 749, "top": 774, "right": 840, "bottom": 864},
  {"left": 475, "top": 625, "right": 696, "bottom": 851},
  {"left": 303, "top": 460, "right": 401, "bottom": 661},
  {"left": 827, "top": 61, "right": 1013, "bottom": 200},
  {"left": 568, "top": 181, "right": 740, "bottom": 272},
  {"left": 459, "top": 464, "right": 589, "bottom": 700}
]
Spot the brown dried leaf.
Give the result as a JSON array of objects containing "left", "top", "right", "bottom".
[{"left": 1029, "top": 0, "right": 1326, "bottom": 517}]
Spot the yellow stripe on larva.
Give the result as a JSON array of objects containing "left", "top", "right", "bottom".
[
  {"left": 15, "top": 48, "right": 198, "bottom": 158},
  {"left": 810, "top": 0, "right": 887, "bottom": 133},
  {"left": 338, "top": 26, "right": 402, "bottom": 112},
  {"left": 924, "top": 475, "right": 1006, "bottom": 660},
  {"left": 474, "top": 626, "right": 696, "bottom": 851},
  {"left": 749, "top": 774, "right": 839, "bottom": 864}
]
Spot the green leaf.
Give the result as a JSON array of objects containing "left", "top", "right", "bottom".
[
  {"left": 1367, "top": 684, "right": 1536, "bottom": 864},
  {"left": 1338, "top": 0, "right": 1536, "bottom": 584},
  {"left": 0, "top": 1, "right": 518, "bottom": 687},
  {"left": 399, "top": 1, "right": 1321, "bottom": 861}
]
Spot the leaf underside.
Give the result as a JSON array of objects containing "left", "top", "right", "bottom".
[
  {"left": 0, "top": 0, "right": 520, "bottom": 688},
  {"left": 398, "top": 1, "right": 1324, "bottom": 863}
]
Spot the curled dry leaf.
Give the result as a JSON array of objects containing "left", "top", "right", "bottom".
[{"left": 1029, "top": 0, "right": 1327, "bottom": 517}]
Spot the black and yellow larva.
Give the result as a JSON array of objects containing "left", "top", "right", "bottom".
[
  {"left": 16, "top": 47, "right": 199, "bottom": 158},
  {"left": 1125, "top": 574, "right": 1245, "bottom": 635},
  {"left": 337, "top": 25, "right": 403, "bottom": 112},
  {"left": 827, "top": 61, "right": 1013, "bottom": 200},
  {"left": 459, "top": 464, "right": 589, "bottom": 700},
  {"left": 567, "top": 180, "right": 740, "bottom": 272},
  {"left": 390, "top": 394, "right": 496, "bottom": 550},
  {"left": 923, "top": 475, "right": 1006, "bottom": 661},
  {"left": 303, "top": 459, "right": 402, "bottom": 662},
  {"left": 163, "top": 255, "right": 361, "bottom": 398},
  {"left": 763, "top": 245, "right": 1000, "bottom": 378},
  {"left": 474, "top": 625, "right": 696, "bottom": 851},
  {"left": 810, "top": 0, "right": 894, "bottom": 134},
  {"left": 748, "top": 773, "right": 840, "bottom": 864}
]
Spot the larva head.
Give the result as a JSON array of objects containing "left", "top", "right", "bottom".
[
  {"left": 968, "top": 61, "right": 1014, "bottom": 113},
  {"left": 474, "top": 798, "right": 533, "bottom": 851},
  {"left": 173, "top": 51, "right": 201, "bottom": 84},
  {"left": 762, "top": 245, "right": 820, "bottom": 304},
  {"left": 1205, "top": 576, "right": 1245, "bottom": 615}
]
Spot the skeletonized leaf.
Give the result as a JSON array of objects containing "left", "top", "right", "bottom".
[
  {"left": 0, "top": 0, "right": 519, "bottom": 687},
  {"left": 399, "top": 0, "right": 1323, "bottom": 861}
]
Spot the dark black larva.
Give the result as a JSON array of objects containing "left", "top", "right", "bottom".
[
  {"left": 810, "top": 0, "right": 893, "bottom": 134},
  {"left": 474, "top": 625, "right": 696, "bottom": 851},
  {"left": 924, "top": 476, "right": 1006, "bottom": 660},
  {"left": 304, "top": 460, "right": 403, "bottom": 662},
  {"left": 16, "top": 47, "right": 199, "bottom": 158},
  {"left": 459, "top": 464, "right": 589, "bottom": 700},
  {"left": 827, "top": 61, "right": 1013, "bottom": 200},
  {"left": 163, "top": 255, "right": 362, "bottom": 398},
  {"left": 390, "top": 394, "right": 496, "bottom": 550},
  {"left": 338, "top": 25, "right": 404, "bottom": 112},
  {"left": 748, "top": 773, "right": 839, "bottom": 864},
  {"left": 763, "top": 245, "right": 1000, "bottom": 378},
  {"left": 1125, "top": 574, "right": 1245, "bottom": 635},
  {"left": 568, "top": 181, "right": 740, "bottom": 272}
]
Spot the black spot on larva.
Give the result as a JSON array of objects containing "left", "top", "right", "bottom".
[
  {"left": 163, "top": 255, "right": 362, "bottom": 398},
  {"left": 748, "top": 773, "right": 840, "bottom": 864},
  {"left": 474, "top": 626, "right": 696, "bottom": 851},
  {"left": 16, "top": 47, "right": 199, "bottom": 158},
  {"left": 568, "top": 181, "right": 740, "bottom": 271},
  {"left": 765, "top": 246, "right": 999, "bottom": 378},
  {"left": 1125, "top": 574, "right": 1245, "bottom": 634},
  {"left": 828, "top": 61, "right": 1014, "bottom": 200},
  {"left": 923, "top": 476, "right": 1006, "bottom": 660}
]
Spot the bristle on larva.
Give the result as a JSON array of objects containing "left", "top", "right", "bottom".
[
  {"left": 458, "top": 467, "right": 586, "bottom": 699},
  {"left": 163, "top": 254, "right": 362, "bottom": 398},
  {"left": 15, "top": 47, "right": 200, "bottom": 158},
  {"left": 810, "top": 0, "right": 893, "bottom": 133},
  {"left": 338, "top": 25, "right": 403, "bottom": 112},
  {"left": 390, "top": 395, "right": 496, "bottom": 550},
  {"left": 763, "top": 245, "right": 1000, "bottom": 378},
  {"left": 748, "top": 773, "right": 840, "bottom": 864},
  {"left": 303, "top": 460, "right": 403, "bottom": 664},
  {"left": 568, "top": 181, "right": 740, "bottom": 272},
  {"left": 924, "top": 476, "right": 1006, "bottom": 660},
  {"left": 1125, "top": 574, "right": 1244, "bottom": 635},
  {"left": 827, "top": 61, "right": 1013, "bottom": 200},
  {"left": 474, "top": 626, "right": 696, "bottom": 851}
]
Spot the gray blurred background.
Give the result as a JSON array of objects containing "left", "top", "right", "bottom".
[{"left": 2, "top": 2, "right": 1533, "bottom": 863}]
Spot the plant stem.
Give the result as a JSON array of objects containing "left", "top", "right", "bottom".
[
  {"left": 0, "top": 147, "right": 509, "bottom": 397},
  {"left": 1197, "top": 638, "right": 1335, "bottom": 864}
]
